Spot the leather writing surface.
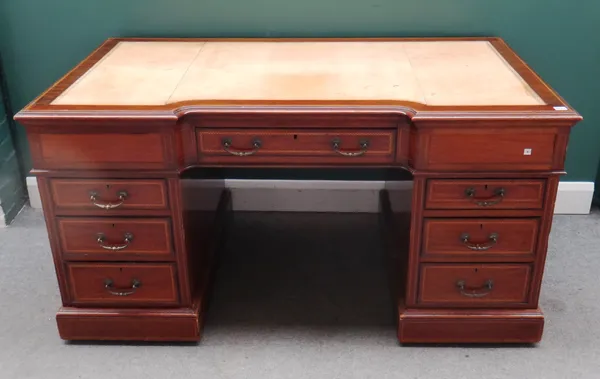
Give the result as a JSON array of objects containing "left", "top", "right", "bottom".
[{"left": 52, "top": 41, "right": 543, "bottom": 106}]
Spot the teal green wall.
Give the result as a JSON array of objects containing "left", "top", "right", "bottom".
[
  {"left": 595, "top": 165, "right": 600, "bottom": 205},
  {"left": 0, "top": 69, "right": 26, "bottom": 223},
  {"left": 1, "top": 0, "right": 599, "bottom": 180}
]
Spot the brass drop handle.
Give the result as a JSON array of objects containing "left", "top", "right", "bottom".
[
  {"left": 104, "top": 279, "right": 141, "bottom": 296},
  {"left": 222, "top": 138, "right": 262, "bottom": 156},
  {"left": 331, "top": 138, "right": 370, "bottom": 157},
  {"left": 464, "top": 187, "right": 505, "bottom": 206},
  {"left": 89, "top": 191, "right": 128, "bottom": 209},
  {"left": 97, "top": 232, "right": 134, "bottom": 251},
  {"left": 456, "top": 280, "right": 494, "bottom": 298},
  {"left": 460, "top": 232, "right": 498, "bottom": 251}
]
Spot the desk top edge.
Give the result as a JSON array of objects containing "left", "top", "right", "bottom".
[{"left": 16, "top": 37, "right": 581, "bottom": 123}]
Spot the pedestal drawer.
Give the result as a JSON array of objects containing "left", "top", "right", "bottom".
[
  {"left": 425, "top": 179, "right": 545, "bottom": 210},
  {"left": 29, "top": 132, "right": 171, "bottom": 170},
  {"left": 415, "top": 128, "right": 560, "bottom": 171},
  {"left": 196, "top": 128, "right": 396, "bottom": 164},
  {"left": 418, "top": 264, "right": 531, "bottom": 307},
  {"left": 67, "top": 263, "right": 179, "bottom": 306},
  {"left": 51, "top": 179, "right": 169, "bottom": 213},
  {"left": 57, "top": 218, "right": 174, "bottom": 261},
  {"left": 421, "top": 218, "right": 539, "bottom": 262}
]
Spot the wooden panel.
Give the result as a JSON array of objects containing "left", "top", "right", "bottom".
[
  {"left": 417, "top": 128, "right": 558, "bottom": 171},
  {"left": 423, "top": 209, "right": 543, "bottom": 218},
  {"left": 397, "top": 305, "right": 544, "bottom": 343},
  {"left": 58, "top": 218, "right": 173, "bottom": 261},
  {"left": 529, "top": 175, "right": 560, "bottom": 307},
  {"left": 426, "top": 179, "right": 545, "bottom": 210},
  {"left": 67, "top": 263, "right": 179, "bottom": 306},
  {"left": 196, "top": 128, "right": 396, "bottom": 164},
  {"left": 50, "top": 179, "right": 168, "bottom": 213},
  {"left": 418, "top": 264, "right": 531, "bottom": 306},
  {"left": 421, "top": 218, "right": 539, "bottom": 262},
  {"left": 30, "top": 133, "right": 168, "bottom": 169},
  {"left": 191, "top": 113, "right": 402, "bottom": 129},
  {"left": 57, "top": 308, "right": 200, "bottom": 341},
  {"left": 404, "top": 177, "right": 427, "bottom": 307},
  {"left": 36, "top": 177, "right": 72, "bottom": 305}
]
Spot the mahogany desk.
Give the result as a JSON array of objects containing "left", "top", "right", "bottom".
[{"left": 16, "top": 38, "right": 582, "bottom": 343}]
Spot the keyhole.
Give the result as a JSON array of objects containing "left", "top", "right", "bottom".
[
  {"left": 293, "top": 134, "right": 298, "bottom": 140},
  {"left": 479, "top": 223, "right": 483, "bottom": 230},
  {"left": 111, "top": 224, "right": 115, "bottom": 228},
  {"left": 474, "top": 268, "right": 478, "bottom": 273},
  {"left": 119, "top": 268, "right": 123, "bottom": 272},
  {"left": 484, "top": 184, "right": 488, "bottom": 190},
  {"left": 106, "top": 184, "right": 111, "bottom": 190}
]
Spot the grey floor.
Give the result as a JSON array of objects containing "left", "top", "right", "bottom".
[{"left": 1, "top": 207, "right": 599, "bottom": 379}]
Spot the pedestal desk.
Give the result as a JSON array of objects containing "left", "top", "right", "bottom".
[{"left": 16, "top": 38, "right": 582, "bottom": 343}]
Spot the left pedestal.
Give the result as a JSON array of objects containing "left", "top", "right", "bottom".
[{"left": 36, "top": 172, "right": 230, "bottom": 342}]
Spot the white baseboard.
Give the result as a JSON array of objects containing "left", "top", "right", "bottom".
[
  {"left": 554, "top": 181, "right": 595, "bottom": 215},
  {"left": 25, "top": 177, "right": 594, "bottom": 215},
  {"left": 26, "top": 177, "right": 42, "bottom": 209}
]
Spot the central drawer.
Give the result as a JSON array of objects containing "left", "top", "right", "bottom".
[
  {"left": 57, "top": 217, "right": 174, "bottom": 261},
  {"left": 196, "top": 128, "right": 396, "bottom": 164}
]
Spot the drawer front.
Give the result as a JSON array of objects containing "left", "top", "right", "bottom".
[
  {"left": 418, "top": 264, "right": 531, "bottom": 306},
  {"left": 426, "top": 179, "right": 545, "bottom": 210},
  {"left": 51, "top": 179, "right": 168, "bottom": 213},
  {"left": 30, "top": 133, "right": 170, "bottom": 169},
  {"left": 422, "top": 218, "right": 538, "bottom": 261},
  {"left": 197, "top": 129, "right": 396, "bottom": 164},
  {"left": 417, "top": 129, "right": 558, "bottom": 171},
  {"left": 67, "top": 263, "right": 179, "bottom": 306},
  {"left": 58, "top": 218, "right": 173, "bottom": 261}
]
